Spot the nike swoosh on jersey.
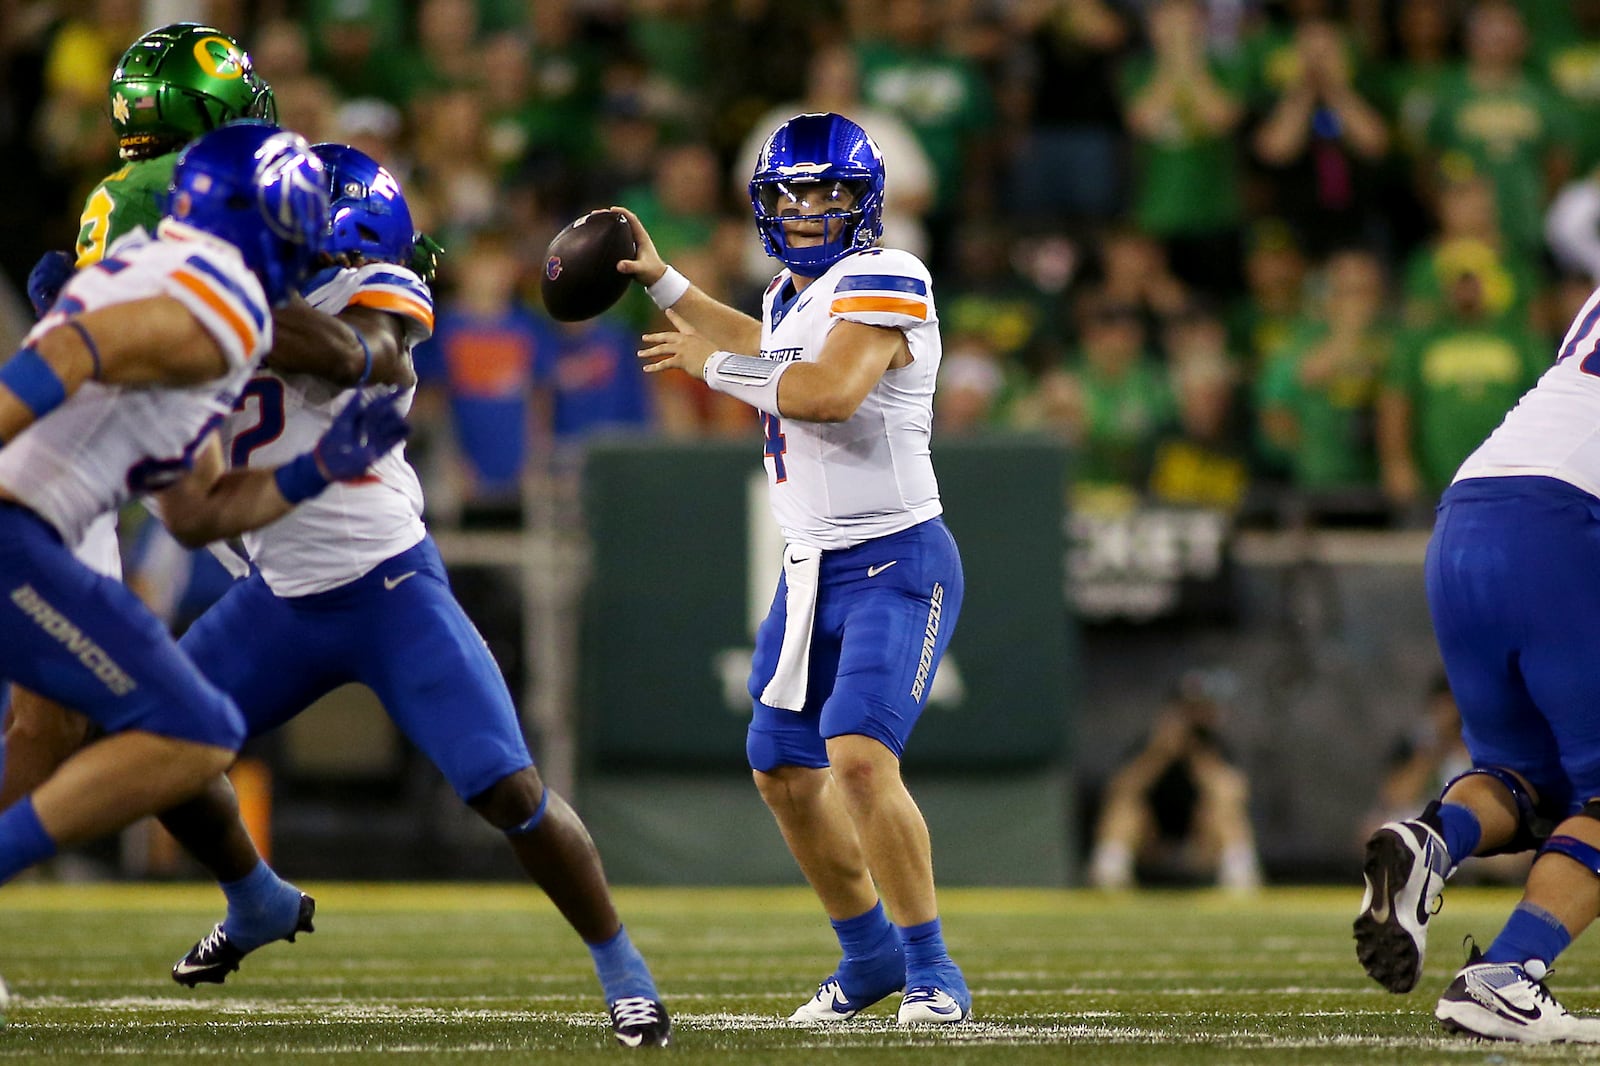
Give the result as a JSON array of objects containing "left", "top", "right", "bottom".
[
  {"left": 867, "top": 561, "right": 899, "bottom": 577},
  {"left": 383, "top": 571, "right": 418, "bottom": 590}
]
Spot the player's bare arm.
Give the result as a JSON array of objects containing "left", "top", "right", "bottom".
[
  {"left": 157, "top": 389, "right": 410, "bottom": 547},
  {"left": 612, "top": 205, "right": 762, "bottom": 354},
  {"left": 154, "top": 436, "right": 297, "bottom": 547},
  {"left": 267, "top": 301, "right": 414, "bottom": 388},
  {"left": 641, "top": 313, "right": 907, "bottom": 424},
  {"left": 0, "top": 296, "right": 230, "bottom": 442}
]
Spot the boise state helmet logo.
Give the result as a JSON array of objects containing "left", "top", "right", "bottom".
[{"left": 545, "top": 255, "right": 562, "bottom": 280}]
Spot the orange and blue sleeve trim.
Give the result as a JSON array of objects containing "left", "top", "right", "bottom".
[
  {"left": 830, "top": 273, "right": 929, "bottom": 320},
  {"left": 171, "top": 255, "right": 267, "bottom": 357}
]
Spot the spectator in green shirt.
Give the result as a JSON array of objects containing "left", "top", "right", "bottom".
[
  {"left": 1120, "top": 0, "right": 1249, "bottom": 297},
  {"left": 1378, "top": 264, "right": 1548, "bottom": 520},
  {"left": 1402, "top": 161, "right": 1537, "bottom": 330},
  {"left": 1025, "top": 296, "right": 1174, "bottom": 488},
  {"left": 1425, "top": 1, "right": 1574, "bottom": 259},
  {"left": 1258, "top": 248, "right": 1393, "bottom": 513},
  {"left": 854, "top": 0, "right": 995, "bottom": 259},
  {"left": 1534, "top": 0, "right": 1600, "bottom": 170}
]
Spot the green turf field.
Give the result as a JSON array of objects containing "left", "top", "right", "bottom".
[{"left": 1, "top": 883, "right": 1597, "bottom": 1063}]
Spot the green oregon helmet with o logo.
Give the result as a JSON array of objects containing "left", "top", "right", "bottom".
[{"left": 108, "top": 23, "right": 276, "bottom": 161}]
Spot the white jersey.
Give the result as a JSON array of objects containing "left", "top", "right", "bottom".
[
  {"left": 0, "top": 222, "right": 269, "bottom": 550},
  {"left": 224, "top": 262, "right": 433, "bottom": 597},
  {"left": 758, "top": 247, "right": 943, "bottom": 549},
  {"left": 1455, "top": 282, "right": 1600, "bottom": 496}
]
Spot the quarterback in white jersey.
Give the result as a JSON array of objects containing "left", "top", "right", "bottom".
[
  {"left": 624, "top": 112, "right": 970, "bottom": 1027},
  {"left": 755, "top": 245, "right": 942, "bottom": 548},
  {"left": 1354, "top": 279, "right": 1600, "bottom": 1041},
  {"left": 0, "top": 123, "right": 410, "bottom": 891}
]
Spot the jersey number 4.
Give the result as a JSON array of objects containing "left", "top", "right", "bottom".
[{"left": 762, "top": 413, "right": 787, "bottom": 483}]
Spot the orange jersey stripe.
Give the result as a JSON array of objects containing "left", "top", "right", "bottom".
[
  {"left": 173, "top": 270, "right": 257, "bottom": 355},
  {"left": 348, "top": 290, "right": 435, "bottom": 331},
  {"left": 829, "top": 295, "right": 928, "bottom": 320}
]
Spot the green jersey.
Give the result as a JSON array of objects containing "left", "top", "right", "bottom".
[
  {"left": 75, "top": 154, "right": 178, "bottom": 268},
  {"left": 1073, "top": 355, "right": 1174, "bottom": 486},
  {"left": 1258, "top": 321, "right": 1389, "bottom": 490},
  {"left": 1384, "top": 320, "right": 1547, "bottom": 492}
]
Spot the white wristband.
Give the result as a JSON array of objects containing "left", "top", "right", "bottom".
[
  {"left": 703, "top": 351, "right": 790, "bottom": 417},
  {"left": 646, "top": 265, "right": 691, "bottom": 310}
]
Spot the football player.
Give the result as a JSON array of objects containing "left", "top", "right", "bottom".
[
  {"left": 0, "top": 122, "right": 405, "bottom": 886},
  {"left": 622, "top": 112, "right": 970, "bottom": 1025},
  {"left": 6, "top": 20, "right": 284, "bottom": 837},
  {"left": 1355, "top": 269, "right": 1600, "bottom": 1040},
  {"left": 151, "top": 145, "right": 670, "bottom": 1049}
]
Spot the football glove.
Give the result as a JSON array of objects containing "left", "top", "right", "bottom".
[
  {"left": 275, "top": 388, "right": 410, "bottom": 503},
  {"left": 27, "top": 250, "right": 75, "bottom": 319}
]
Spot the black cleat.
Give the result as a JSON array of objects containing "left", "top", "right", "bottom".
[
  {"left": 609, "top": 996, "right": 671, "bottom": 1048},
  {"left": 172, "top": 893, "right": 315, "bottom": 987}
]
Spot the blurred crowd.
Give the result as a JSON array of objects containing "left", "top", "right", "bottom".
[{"left": 5, "top": 0, "right": 1600, "bottom": 529}]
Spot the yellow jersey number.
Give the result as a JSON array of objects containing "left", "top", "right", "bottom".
[{"left": 75, "top": 170, "right": 129, "bottom": 268}]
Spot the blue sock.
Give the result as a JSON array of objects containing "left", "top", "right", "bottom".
[
  {"left": 832, "top": 902, "right": 903, "bottom": 999},
  {"left": 1485, "top": 902, "right": 1572, "bottom": 968},
  {"left": 0, "top": 798, "right": 57, "bottom": 884},
  {"left": 832, "top": 901, "right": 898, "bottom": 962},
  {"left": 1435, "top": 803, "right": 1482, "bottom": 865},
  {"left": 218, "top": 860, "right": 304, "bottom": 952},
  {"left": 899, "top": 917, "right": 963, "bottom": 985},
  {"left": 588, "top": 925, "right": 659, "bottom": 1003}
]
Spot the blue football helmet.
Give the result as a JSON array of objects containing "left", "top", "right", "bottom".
[
  {"left": 167, "top": 121, "right": 329, "bottom": 304},
  {"left": 748, "top": 112, "right": 886, "bottom": 277},
  {"left": 312, "top": 142, "right": 415, "bottom": 266}
]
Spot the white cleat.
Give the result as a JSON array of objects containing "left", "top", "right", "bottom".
[
  {"left": 789, "top": 976, "right": 896, "bottom": 1023},
  {"left": 896, "top": 985, "right": 970, "bottom": 1025},
  {"left": 1436, "top": 951, "right": 1600, "bottom": 1043},
  {"left": 1354, "top": 819, "right": 1448, "bottom": 993}
]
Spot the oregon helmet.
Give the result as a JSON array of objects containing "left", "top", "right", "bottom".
[{"left": 109, "top": 23, "right": 276, "bottom": 161}]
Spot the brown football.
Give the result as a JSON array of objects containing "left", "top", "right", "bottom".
[{"left": 539, "top": 209, "right": 637, "bottom": 322}]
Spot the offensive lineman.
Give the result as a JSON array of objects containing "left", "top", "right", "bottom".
[
  {"left": 1355, "top": 257, "right": 1600, "bottom": 1041},
  {"left": 621, "top": 112, "right": 970, "bottom": 1025},
  {"left": 0, "top": 122, "right": 405, "bottom": 886},
  {"left": 151, "top": 145, "right": 671, "bottom": 1049},
  {"left": 11, "top": 21, "right": 281, "bottom": 813}
]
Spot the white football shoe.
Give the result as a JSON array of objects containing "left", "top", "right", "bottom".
[
  {"left": 1354, "top": 818, "right": 1449, "bottom": 993},
  {"left": 1436, "top": 950, "right": 1600, "bottom": 1043},
  {"left": 897, "top": 984, "right": 971, "bottom": 1025},
  {"left": 789, "top": 975, "right": 901, "bottom": 1023}
]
